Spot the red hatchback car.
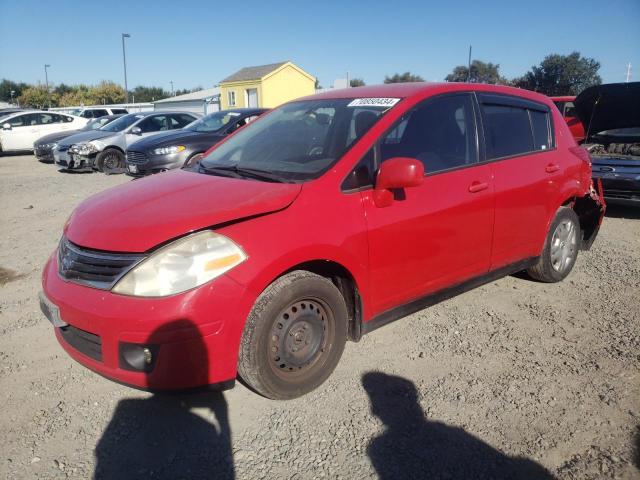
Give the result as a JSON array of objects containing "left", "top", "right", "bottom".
[{"left": 40, "top": 83, "right": 605, "bottom": 399}]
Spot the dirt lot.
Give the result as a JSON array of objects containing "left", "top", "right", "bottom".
[{"left": 1, "top": 155, "right": 639, "bottom": 479}]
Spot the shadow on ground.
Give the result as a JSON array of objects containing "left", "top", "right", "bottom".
[
  {"left": 362, "top": 372, "right": 556, "bottom": 480},
  {"left": 605, "top": 204, "right": 640, "bottom": 220},
  {"left": 94, "top": 320, "right": 234, "bottom": 480}
]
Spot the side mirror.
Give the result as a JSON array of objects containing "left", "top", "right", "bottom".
[
  {"left": 130, "top": 126, "right": 142, "bottom": 135},
  {"left": 373, "top": 157, "right": 424, "bottom": 207},
  {"left": 2, "top": 123, "right": 11, "bottom": 131}
]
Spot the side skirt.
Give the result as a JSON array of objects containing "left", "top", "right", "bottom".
[{"left": 361, "top": 257, "right": 538, "bottom": 336}]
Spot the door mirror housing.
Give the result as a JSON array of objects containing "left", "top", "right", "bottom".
[
  {"left": 2, "top": 123, "right": 11, "bottom": 131},
  {"left": 130, "top": 126, "right": 142, "bottom": 135},
  {"left": 373, "top": 157, "right": 424, "bottom": 207}
]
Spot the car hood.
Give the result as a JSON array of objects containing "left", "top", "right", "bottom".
[
  {"left": 575, "top": 82, "right": 640, "bottom": 136},
  {"left": 36, "top": 130, "right": 80, "bottom": 146},
  {"left": 128, "top": 129, "right": 219, "bottom": 150},
  {"left": 58, "top": 130, "right": 115, "bottom": 147},
  {"left": 64, "top": 169, "right": 303, "bottom": 252}
]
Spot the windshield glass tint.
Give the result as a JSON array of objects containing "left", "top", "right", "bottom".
[
  {"left": 100, "top": 114, "right": 141, "bottom": 132},
  {"left": 200, "top": 99, "right": 391, "bottom": 180},
  {"left": 188, "top": 112, "right": 241, "bottom": 133}
]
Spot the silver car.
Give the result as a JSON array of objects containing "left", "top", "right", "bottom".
[{"left": 57, "top": 111, "right": 200, "bottom": 173}]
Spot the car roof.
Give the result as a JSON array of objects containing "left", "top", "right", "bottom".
[{"left": 300, "top": 82, "right": 553, "bottom": 106}]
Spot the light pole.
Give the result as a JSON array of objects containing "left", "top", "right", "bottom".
[
  {"left": 121, "top": 33, "right": 131, "bottom": 104},
  {"left": 44, "top": 64, "right": 51, "bottom": 108},
  {"left": 170, "top": 80, "right": 174, "bottom": 96},
  {"left": 10, "top": 90, "right": 15, "bottom": 105},
  {"left": 467, "top": 46, "right": 472, "bottom": 83}
]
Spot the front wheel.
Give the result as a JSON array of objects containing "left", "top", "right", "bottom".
[
  {"left": 238, "top": 271, "right": 348, "bottom": 400},
  {"left": 96, "top": 149, "right": 124, "bottom": 174},
  {"left": 527, "top": 207, "right": 580, "bottom": 282}
]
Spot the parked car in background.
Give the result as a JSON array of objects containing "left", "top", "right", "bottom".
[
  {"left": 0, "top": 111, "right": 87, "bottom": 153},
  {"left": 125, "top": 108, "right": 267, "bottom": 177},
  {"left": 551, "top": 96, "right": 586, "bottom": 143},
  {"left": 576, "top": 82, "right": 640, "bottom": 205},
  {"left": 67, "top": 107, "right": 129, "bottom": 119},
  {"left": 40, "top": 83, "right": 604, "bottom": 399},
  {"left": 56, "top": 111, "right": 199, "bottom": 172},
  {"left": 34, "top": 114, "right": 123, "bottom": 163},
  {"left": 0, "top": 108, "right": 24, "bottom": 119}
]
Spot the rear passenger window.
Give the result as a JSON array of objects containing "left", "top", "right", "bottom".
[
  {"left": 482, "top": 105, "right": 533, "bottom": 159},
  {"left": 380, "top": 94, "right": 478, "bottom": 174},
  {"left": 530, "top": 110, "right": 550, "bottom": 151}
]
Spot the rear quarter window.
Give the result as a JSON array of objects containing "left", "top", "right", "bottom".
[{"left": 530, "top": 110, "right": 551, "bottom": 151}]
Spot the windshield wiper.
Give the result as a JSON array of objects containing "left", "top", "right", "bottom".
[{"left": 199, "top": 164, "right": 290, "bottom": 183}]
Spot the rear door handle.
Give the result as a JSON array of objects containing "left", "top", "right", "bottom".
[
  {"left": 545, "top": 163, "right": 560, "bottom": 173},
  {"left": 468, "top": 181, "right": 489, "bottom": 193}
]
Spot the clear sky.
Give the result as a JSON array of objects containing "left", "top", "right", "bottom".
[{"left": 1, "top": 0, "right": 639, "bottom": 91}]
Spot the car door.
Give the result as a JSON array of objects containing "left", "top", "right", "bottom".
[
  {"left": 477, "top": 94, "right": 562, "bottom": 268},
  {"left": 1, "top": 113, "right": 41, "bottom": 150},
  {"left": 358, "top": 93, "right": 495, "bottom": 316}
]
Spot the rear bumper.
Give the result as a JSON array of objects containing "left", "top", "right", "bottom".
[{"left": 41, "top": 252, "right": 255, "bottom": 390}]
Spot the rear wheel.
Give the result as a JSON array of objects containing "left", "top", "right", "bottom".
[
  {"left": 527, "top": 207, "right": 580, "bottom": 282},
  {"left": 96, "top": 149, "right": 124, "bottom": 174},
  {"left": 238, "top": 271, "right": 348, "bottom": 400}
]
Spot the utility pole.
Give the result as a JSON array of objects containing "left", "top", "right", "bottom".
[
  {"left": 626, "top": 63, "right": 632, "bottom": 82},
  {"left": 10, "top": 90, "right": 15, "bottom": 105},
  {"left": 122, "top": 33, "right": 131, "bottom": 103},
  {"left": 44, "top": 64, "right": 51, "bottom": 108},
  {"left": 467, "top": 46, "right": 472, "bottom": 82},
  {"left": 170, "top": 80, "right": 174, "bottom": 96}
]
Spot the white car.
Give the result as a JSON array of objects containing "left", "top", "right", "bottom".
[{"left": 0, "top": 111, "right": 88, "bottom": 153}]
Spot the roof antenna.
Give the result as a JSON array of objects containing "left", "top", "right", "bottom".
[{"left": 584, "top": 93, "right": 601, "bottom": 142}]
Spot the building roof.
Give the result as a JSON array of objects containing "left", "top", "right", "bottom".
[
  {"left": 153, "top": 87, "right": 220, "bottom": 104},
  {"left": 221, "top": 62, "right": 289, "bottom": 83}
]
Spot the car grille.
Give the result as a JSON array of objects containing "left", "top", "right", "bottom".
[
  {"left": 126, "top": 151, "right": 148, "bottom": 165},
  {"left": 58, "top": 237, "right": 145, "bottom": 290},
  {"left": 59, "top": 325, "right": 103, "bottom": 362}
]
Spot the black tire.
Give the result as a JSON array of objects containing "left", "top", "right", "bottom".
[
  {"left": 238, "top": 270, "right": 348, "bottom": 400},
  {"left": 96, "top": 149, "right": 124, "bottom": 174},
  {"left": 527, "top": 207, "right": 581, "bottom": 283}
]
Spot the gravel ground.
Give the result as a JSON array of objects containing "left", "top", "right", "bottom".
[{"left": 1, "top": 155, "right": 639, "bottom": 480}]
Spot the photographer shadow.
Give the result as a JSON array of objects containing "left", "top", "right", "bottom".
[
  {"left": 363, "top": 372, "right": 555, "bottom": 480},
  {"left": 94, "top": 320, "right": 234, "bottom": 480}
]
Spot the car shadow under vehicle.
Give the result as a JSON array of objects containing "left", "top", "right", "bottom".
[{"left": 604, "top": 204, "right": 640, "bottom": 220}]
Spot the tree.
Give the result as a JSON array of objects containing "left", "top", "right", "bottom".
[
  {"left": 90, "top": 81, "right": 126, "bottom": 104},
  {"left": 384, "top": 72, "right": 424, "bottom": 83},
  {"left": 314, "top": 79, "right": 322, "bottom": 90},
  {"left": 445, "top": 60, "right": 509, "bottom": 84},
  {"left": 0, "top": 79, "right": 29, "bottom": 103},
  {"left": 514, "top": 52, "right": 601, "bottom": 96},
  {"left": 18, "top": 85, "right": 57, "bottom": 108},
  {"left": 132, "top": 86, "right": 169, "bottom": 102},
  {"left": 58, "top": 85, "right": 94, "bottom": 107},
  {"left": 350, "top": 78, "right": 365, "bottom": 87}
]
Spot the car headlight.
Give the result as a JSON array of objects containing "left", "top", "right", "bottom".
[
  {"left": 37, "top": 142, "right": 57, "bottom": 149},
  {"left": 74, "top": 142, "right": 99, "bottom": 155},
  {"left": 152, "top": 145, "right": 186, "bottom": 155},
  {"left": 112, "top": 231, "right": 247, "bottom": 297}
]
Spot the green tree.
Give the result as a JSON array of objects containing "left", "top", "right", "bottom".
[
  {"left": 132, "top": 86, "right": 169, "bottom": 102},
  {"left": 384, "top": 72, "right": 424, "bottom": 83},
  {"left": 0, "top": 79, "right": 29, "bottom": 103},
  {"left": 58, "top": 85, "right": 95, "bottom": 107},
  {"left": 514, "top": 52, "right": 601, "bottom": 96},
  {"left": 445, "top": 60, "right": 509, "bottom": 84},
  {"left": 18, "top": 85, "right": 57, "bottom": 108},
  {"left": 90, "top": 81, "right": 126, "bottom": 104},
  {"left": 314, "top": 79, "right": 322, "bottom": 90},
  {"left": 350, "top": 78, "right": 365, "bottom": 87}
]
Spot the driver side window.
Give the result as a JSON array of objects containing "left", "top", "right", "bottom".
[{"left": 380, "top": 94, "right": 478, "bottom": 175}]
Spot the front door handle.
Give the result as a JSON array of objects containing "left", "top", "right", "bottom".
[
  {"left": 468, "top": 181, "right": 489, "bottom": 193},
  {"left": 545, "top": 163, "right": 560, "bottom": 173}
]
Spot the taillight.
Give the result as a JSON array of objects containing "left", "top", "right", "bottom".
[{"left": 569, "top": 146, "right": 591, "bottom": 165}]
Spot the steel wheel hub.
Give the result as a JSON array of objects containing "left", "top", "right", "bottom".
[
  {"left": 270, "top": 300, "right": 327, "bottom": 372},
  {"left": 550, "top": 219, "right": 577, "bottom": 272}
]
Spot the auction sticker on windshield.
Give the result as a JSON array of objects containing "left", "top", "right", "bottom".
[{"left": 347, "top": 98, "right": 400, "bottom": 108}]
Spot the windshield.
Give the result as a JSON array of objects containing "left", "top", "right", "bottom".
[
  {"left": 100, "top": 114, "right": 142, "bottom": 132},
  {"left": 84, "top": 116, "right": 115, "bottom": 131},
  {"left": 200, "top": 99, "right": 394, "bottom": 181},
  {"left": 187, "top": 111, "right": 243, "bottom": 133}
]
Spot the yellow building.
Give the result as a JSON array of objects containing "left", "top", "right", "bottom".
[{"left": 219, "top": 61, "right": 315, "bottom": 110}]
